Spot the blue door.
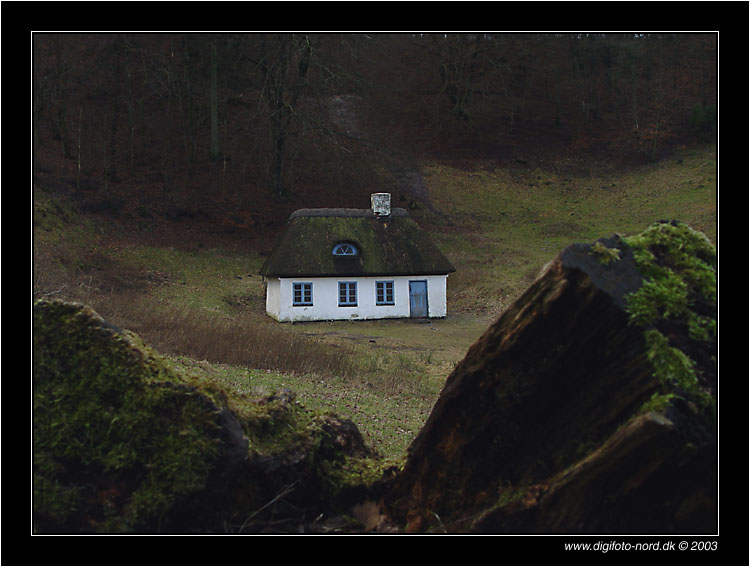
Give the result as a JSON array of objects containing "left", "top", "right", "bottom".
[{"left": 409, "top": 280, "right": 428, "bottom": 318}]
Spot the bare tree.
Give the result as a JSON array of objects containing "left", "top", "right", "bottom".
[{"left": 257, "top": 34, "right": 313, "bottom": 201}]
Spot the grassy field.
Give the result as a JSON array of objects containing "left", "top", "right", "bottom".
[{"left": 32, "top": 144, "right": 717, "bottom": 459}]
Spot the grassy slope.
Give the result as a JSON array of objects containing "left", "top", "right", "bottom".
[
  {"left": 425, "top": 145, "right": 717, "bottom": 316},
  {"left": 32, "top": 145, "right": 717, "bottom": 459}
]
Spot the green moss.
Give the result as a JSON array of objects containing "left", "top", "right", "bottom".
[
  {"left": 33, "top": 300, "right": 388, "bottom": 532},
  {"left": 638, "top": 392, "right": 677, "bottom": 415},
  {"left": 644, "top": 329, "right": 698, "bottom": 391},
  {"left": 316, "top": 453, "right": 395, "bottom": 501},
  {"left": 238, "top": 392, "right": 317, "bottom": 456},
  {"left": 623, "top": 222, "right": 716, "bottom": 417},
  {"left": 643, "top": 329, "right": 715, "bottom": 413},
  {"left": 589, "top": 241, "right": 621, "bottom": 265},
  {"left": 625, "top": 222, "right": 716, "bottom": 314},
  {"left": 260, "top": 212, "right": 455, "bottom": 277},
  {"left": 687, "top": 315, "right": 716, "bottom": 342},
  {"left": 623, "top": 222, "right": 716, "bottom": 333},
  {"left": 626, "top": 271, "right": 689, "bottom": 326},
  {"left": 33, "top": 300, "right": 225, "bottom": 531}
]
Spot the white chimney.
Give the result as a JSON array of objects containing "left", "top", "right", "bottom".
[{"left": 371, "top": 193, "right": 391, "bottom": 217}]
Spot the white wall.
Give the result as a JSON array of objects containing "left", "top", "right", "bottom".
[
  {"left": 265, "top": 277, "right": 281, "bottom": 320},
  {"left": 265, "top": 275, "right": 448, "bottom": 322},
  {"left": 425, "top": 275, "right": 448, "bottom": 318}
]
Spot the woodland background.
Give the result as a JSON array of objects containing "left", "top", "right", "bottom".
[{"left": 32, "top": 33, "right": 717, "bottom": 227}]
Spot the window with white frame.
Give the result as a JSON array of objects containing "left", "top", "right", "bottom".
[
  {"left": 332, "top": 243, "right": 358, "bottom": 256},
  {"left": 376, "top": 280, "right": 394, "bottom": 305},
  {"left": 293, "top": 282, "right": 313, "bottom": 306},
  {"left": 338, "top": 281, "right": 357, "bottom": 306}
]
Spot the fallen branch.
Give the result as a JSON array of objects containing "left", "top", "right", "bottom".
[{"left": 235, "top": 481, "right": 300, "bottom": 533}]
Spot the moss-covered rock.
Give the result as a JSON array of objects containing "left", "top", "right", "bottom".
[
  {"left": 33, "top": 300, "right": 382, "bottom": 533},
  {"left": 384, "top": 222, "right": 717, "bottom": 534}
]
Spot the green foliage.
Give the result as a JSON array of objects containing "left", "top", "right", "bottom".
[
  {"left": 623, "top": 222, "right": 716, "bottom": 416},
  {"left": 626, "top": 222, "right": 716, "bottom": 296},
  {"left": 687, "top": 314, "right": 716, "bottom": 342},
  {"left": 589, "top": 241, "right": 621, "bottom": 265},
  {"left": 638, "top": 392, "right": 677, "bottom": 414},
  {"left": 644, "top": 329, "right": 698, "bottom": 392},
  {"left": 624, "top": 222, "right": 716, "bottom": 329},
  {"left": 626, "top": 271, "right": 689, "bottom": 326},
  {"left": 643, "top": 329, "right": 714, "bottom": 414}
]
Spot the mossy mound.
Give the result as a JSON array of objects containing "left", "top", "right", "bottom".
[{"left": 33, "top": 300, "right": 380, "bottom": 533}]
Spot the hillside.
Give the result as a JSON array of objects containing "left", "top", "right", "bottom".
[
  {"left": 33, "top": 144, "right": 717, "bottom": 459},
  {"left": 31, "top": 220, "right": 718, "bottom": 536}
]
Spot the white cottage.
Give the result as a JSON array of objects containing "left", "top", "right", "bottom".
[{"left": 260, "top": 193, "right": 455, "bottom": 322}]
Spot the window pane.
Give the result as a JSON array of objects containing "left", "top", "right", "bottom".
[
  {"left": 376, "top": 281, "right": 394, "bottom": 305},
  {"left": 333, "top": 243, "right": 358, "bottom": 256},
  {"left": 339, "top": 282, "right": 356, "bottom": 305},
  {"left": 294, "top": 283, "right": 312, "bottom": 305}
]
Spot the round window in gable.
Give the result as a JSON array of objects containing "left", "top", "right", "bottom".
[{"left": 332, "top": 243, "right": 358, "bottom": 256}]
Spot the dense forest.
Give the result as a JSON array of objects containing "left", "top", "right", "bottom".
[{"left": 33, "top": 33, "right": 717, "bottom": 226}]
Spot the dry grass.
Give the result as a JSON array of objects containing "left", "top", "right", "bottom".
[
  {"left": 89, "top": 292, "right": 360, "bottom": 379},
  {"left": 71, "top": 291, "right": 442, "bottom": 458}
]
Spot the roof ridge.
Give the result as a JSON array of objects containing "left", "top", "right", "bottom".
[{"left": 289, "top": 207, "right": 409, "bottom": 220}]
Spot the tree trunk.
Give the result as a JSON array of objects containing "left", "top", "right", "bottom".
[
  {"left": 209, "top": 39, "right": 220, "bottom": 161},
  {"left": 260, "top": 34, "right": 312, "bottom": 201}
]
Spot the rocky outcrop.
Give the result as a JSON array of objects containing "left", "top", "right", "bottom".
[
  {"left": 32, "top": 300, "right": 377, "bottom": 533},
  {"left": 386, "top": 222, "right": 717, "bottom": 533}
]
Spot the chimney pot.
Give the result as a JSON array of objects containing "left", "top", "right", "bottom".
[{"left": 371, "top": 193, "right": 391, "bottom": 217}]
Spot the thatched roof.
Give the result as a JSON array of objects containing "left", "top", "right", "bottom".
[{"left": 260, "top": 208, "right": 455, "bottom": 278}]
